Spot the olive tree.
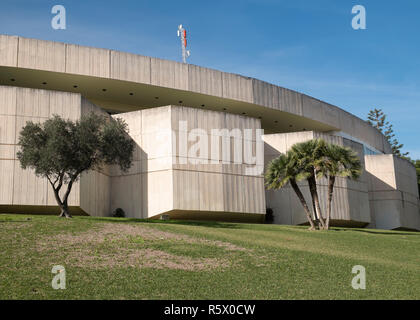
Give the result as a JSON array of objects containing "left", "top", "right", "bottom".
[{"left": 17, "top": 113, "right": 134, "bottom": 218}]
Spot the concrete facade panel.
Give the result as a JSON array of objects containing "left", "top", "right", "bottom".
[
  {"left": 0, "top": 144, "right": 15, "bottom": 159},
  {"left": 196, "top": 108, "right": 224, "bottom": 135},
  {"left": 0, "top": 84, "right": 17, "bottom": 116},
  {"left": 0, "top": 35, "right": 18, "bottom": 67},
  {"left": 147, "top": 170, "right": 173, "bottom": 216},
  {"left": 151, "top": 58, "right": 188, "bottom": 90},
  {"left": 301, "top": 95, "right": 323, "bottom": 125},
  {"left": 16, "top": 88, "right": 50, "bottom": 117},
  {"left": 80, "top": 170, "right": 110, "bottom": 216},
  {"left": 222, "top": 174, "right": 244, "bottom": 213},
  {"left": 278, "top": 88, "right": 303, "bottom": 115},
  {"left": 266, "top": 189, "right": 292, "bottom": 225},
  {"left": 188, "top": 65, "right": 223, "bottom": 97},
  {"left": 172, "top": 169, "right": 200, "bottom": 211},
  {"left": 252, "top": 80, "right": 277, "bottom": 108},
  {"left": 66, "top": 44, "right": 110, "bottom": 78},
  {"left": 49, "top": 92, "right": 81, "bottom": 120},
  {"left": 222, "top": 73, "right": 253, "bottom": 103},
  {"left": 365, "top": 154, "right": 420, "bottom": 230},
  {"left": 142, "top": 106, "right": 172, "bottom": 134},
  {"left": 12, "top": 162, "right": 48, "bottom": 205},
  {"left": 18, "top": 37, "right": 66, "bottom": 72},
  {"left": 110, "top": 174, "right": 143, "bottom": 218},
  {"left": 0, "top": 160, "right": 14, "bottom": 204},
  {"left": 198, "top": 172, "right": 224, "bottom": 212},
  {"left": 111, "top": 51, "right": 151, "bottom": 84},
  {"left": 0, "top": 115, "right": 16, "bottom": 144}
]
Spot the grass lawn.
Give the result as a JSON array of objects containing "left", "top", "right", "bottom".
[{"left": 0, "top": 213, "right": 419, "bottom": 300}]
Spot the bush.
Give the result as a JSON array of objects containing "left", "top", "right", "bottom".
[
  {"left": 112, "top": 208, "right": 125, "bottom": 218},
  {"left": 265, "top": 208, "right": 274, "bottom": 224}
]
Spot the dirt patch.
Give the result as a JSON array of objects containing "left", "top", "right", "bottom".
[
  {"left": 53, "top": 246, "right": 226, "bottom": 271},
  {"left": 35, "top": 223, "right": 246, "bottom": 270},
  {"left": 41, "top": 223, "right": 249, "bottom": 251}
]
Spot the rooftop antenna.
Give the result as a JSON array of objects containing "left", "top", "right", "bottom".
[{"left": 177, "top": 24, "right": 190, "bottom": 63}]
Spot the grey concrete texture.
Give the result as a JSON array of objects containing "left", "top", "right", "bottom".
[
  {"left": 110, "top": 105, "right": 266, "bottom": 219},
  {"left": 0, "top": 86, "right": 82, "bottom": 209},
  {"left": 0, "top": 35, "right": 391, "bottom": 154},
  {"left": 365, "top": 155, "right": 420, "bottom": 230},
  {"left": 0, "top": 85, "right": 112, "bottom": 216}
]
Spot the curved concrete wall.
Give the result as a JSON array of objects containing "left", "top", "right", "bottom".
[{"left": 0, "top": 35, "right": 391, "bottom": 154}]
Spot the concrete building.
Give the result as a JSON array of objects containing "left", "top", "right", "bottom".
[{"left": 0, "top": 35, "right": 418, "bottom": 230}]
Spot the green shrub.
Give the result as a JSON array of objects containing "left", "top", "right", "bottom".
[
  {"left": 265, "top": 208, "right": 274, "bottom": 224},
  {"left": 112, "top": 208, "right": 125, "bottom": 218}
]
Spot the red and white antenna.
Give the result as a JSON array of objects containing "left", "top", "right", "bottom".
[{"left": 177, "top": 24, "right": 190, "bottom": 63}]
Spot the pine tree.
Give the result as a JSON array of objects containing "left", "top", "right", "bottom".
[
  {"left": 366, "top": 108, "right": 409, "bottom": 157},
  {"left": 367, "top": 108, "right": 388, "bottom": 132}
]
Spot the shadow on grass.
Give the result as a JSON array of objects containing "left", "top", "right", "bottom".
[
  {"left": 330, "top": 228, "right": 419, "bottom": 236},
  {"left": 82, "top": 216, "right": 245, "bottom": 229}
]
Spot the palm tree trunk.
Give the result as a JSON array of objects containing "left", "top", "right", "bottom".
[
  {"left": 290, "top": 179, "right": 316, "bottom": 230},
  {"left": 325, "top": 176, "right": 336, "bottom": 230},
  {"left": 308, "top": 176, "right": 326, "bottom": 229},
  {"left": 310, "top": 191, "right": 317, "bottom": 220}
]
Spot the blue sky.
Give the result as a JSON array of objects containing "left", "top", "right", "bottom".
[{"left": 1, "top": 0, "right": 419, "bottom": 157}]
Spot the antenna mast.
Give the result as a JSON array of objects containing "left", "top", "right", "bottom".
[{"left": 177, "top": 24, "right": 190, "bottom": 63}]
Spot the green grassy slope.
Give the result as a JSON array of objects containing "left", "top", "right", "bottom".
[{"left": 1, "top": 214, "right": 419, "bottom": 300}]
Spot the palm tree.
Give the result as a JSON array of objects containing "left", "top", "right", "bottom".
[
  {"left": 265, "top": 153, "right": 316, "bottom": 230},
  {"left": 290, "top": 139, "right": 327, "bottom": 229},
  {"left": 322, "top": 144, "right": 362, "bottom": 230}
]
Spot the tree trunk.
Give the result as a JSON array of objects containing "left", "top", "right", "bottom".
[
  {"left": 308, "top": 176, "right": 325, "bottom": 229},
  {"left": 310, "top": 189, "right": 319, "bottom": 226},
  {"left": 60, "top": 178, "right": 75, "bottom": 218},
  {"left": 49, "top": 176, "right": 74, "bottom": 219},
  {"left": 290, "top": 179, "right": 316, "bottom": 230},
  {"left": 59, "top": 206, "right": 71, "bottom": 218},
  {"left": 325, "top": 176, "right": 336, "bottom": 230}
]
